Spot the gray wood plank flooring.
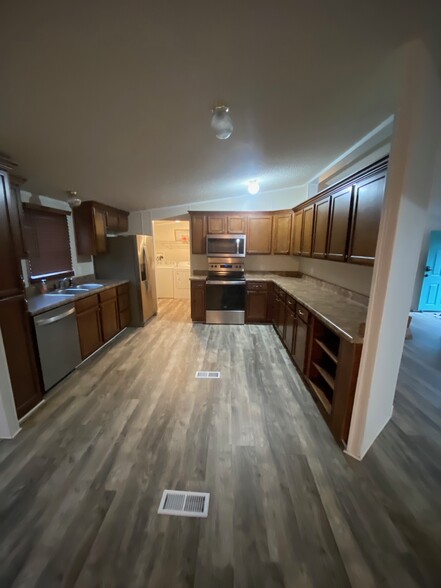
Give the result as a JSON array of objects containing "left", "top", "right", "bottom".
[{"left": 0, "top": 301, "right": 440, "bottom": 587}]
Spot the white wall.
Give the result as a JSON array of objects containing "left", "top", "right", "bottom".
[
  {"left": 348, "top": 40, "right": 441, "bottom": 459},
  {"left": 20, "top": 191, "right": 94, "bottom": 284},
  {"left": 0, "top": 328, "right": 20, "bottom": 439},
  {"left": 299, "top": 258, "right": 373, "bottom": 297},
  {"left": 153, "top": 220, "right": 190, "bottom": 265}
]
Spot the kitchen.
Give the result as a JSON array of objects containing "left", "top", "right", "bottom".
[{"left": 0, "top": 1, "right": 440, "bottom": 585}]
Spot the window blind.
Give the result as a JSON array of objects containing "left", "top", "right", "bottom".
[{"left": 22, "top": 203, "right": 74, "bottom": 281}]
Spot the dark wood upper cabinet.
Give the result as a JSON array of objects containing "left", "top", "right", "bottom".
[
  {"left": 190, "top": 214, "right": 207, "bottom": 254},
  {"left": 312, "top": 196, "right": 331, "bottom": 258},
  {"left": 0, "top": 172, "right": 23, "bottom": 297},
  {"left": 272, "top": 212, "right": 292, "bottom": 255},
  {"left": 300, "top": 204, "right": 314, "bottom": 257},
  {"left": 73, "top": 201, "right": 129, "bottom": 256},
  {"left": 191, "top": 280, "right": 205, "bottom": 321},
  {"left": 207, "top": 215, "right": 226, "bottom": 234},
  {"left": 327, "top": 186, "right": 353, "bottom": 262},
  {"left": 347, "top": 170, "right": 386, "bottom": 265},
  {"left": 227, "top": 215, "right": 246, "bottom": 234},
  {"left": 291, "top": 210, "right": 303, "bottom": 255},
  {"left": 246, "top": 215, "right": 273, "bottom": 254}
]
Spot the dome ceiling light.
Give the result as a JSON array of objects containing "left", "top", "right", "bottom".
[
  {"left": 66, "top": 190, "right": 81, "bottom": 208},
  {"left": 247, "top": 180, "right": 260, "bottom": 195},
  {"left": 210, "top": 103, "right": 233, "bottom": 140}
]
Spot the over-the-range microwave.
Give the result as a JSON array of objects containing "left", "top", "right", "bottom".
[{"left": 206, "top": 234, "right": 246, "bottom": 257}]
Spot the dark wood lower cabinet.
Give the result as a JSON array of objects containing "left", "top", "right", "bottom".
[
  {"left": 117, "top": 284, "right": 130, "bottom": 329},
  {"left": 0, "top": 294, "right": 43, "bottom": 418},
  {"left": 245, "top": 282, "right": 269, "bottom": 323},
  {"left": 283, "top": 304, "right": 296, "bottom": 353},
  {"left": 292, "top": 313, "right": 309, "bottom": 372},
  {"left": 191, "top": 281, "right": 206, "bottom": 322},
  {"left": 76, "top": 299, "right": 103, "bottom": 360},
  {"left": 99, "top": 289, "right": 119, "bottom": 342}
]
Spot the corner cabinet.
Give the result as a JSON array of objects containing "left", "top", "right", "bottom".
[
  {"left": 312, "top": 196, "right": 330, "bottom": 258},
  {"left": 300, "top": 204, "right": 314, "bottom": 257},
  {"left": 327, "top": 186, "right": 353, "bottom": 262},
  {"left": 73, "top": 201, "right": 129, "bottom": 256}
]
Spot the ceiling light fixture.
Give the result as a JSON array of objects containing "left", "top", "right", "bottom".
[
  {"left": 66, "top": 190, "right": 81, "bottom": 208},
  {"left": 247, "top": 180, "right": 260, "bottom": 195},
  {"left": 210, "top": 103, "right": 233, "bottom": 140}
]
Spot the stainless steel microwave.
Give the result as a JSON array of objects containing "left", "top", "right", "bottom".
[{"left": 206, "top": 234, "right": 246, "bottom": 257}]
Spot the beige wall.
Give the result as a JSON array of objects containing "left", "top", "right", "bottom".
[
  {"left": 153, "top": 220, "right": 190, "bottom": 265},
  {"left": 191, "top": 254, "right": 300, "bottom": 273},
  {"left": 299, "top": 258, "right": 373, "bottom": 296}
]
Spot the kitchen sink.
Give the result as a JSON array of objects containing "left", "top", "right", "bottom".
[
  {"left": 80, "top": 283, "right": 104, "bottom": 289},
  {"left": 46, "top": 284, "right": 104, "bottom": 296}
]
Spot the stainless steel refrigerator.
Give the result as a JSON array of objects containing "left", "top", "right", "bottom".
[{"left": 94, "top": 235, "right": 157, "bottom": 327}]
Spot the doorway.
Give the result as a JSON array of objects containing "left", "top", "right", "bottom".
[
  {"left": 152, "top": 220, "right": 190, "bottom": 301},
  {"left": 418, "top": 230, "right": 441, "bottom": 312}
]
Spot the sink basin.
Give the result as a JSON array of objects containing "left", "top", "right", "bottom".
[
  {"left": 80, "top": 283, "right": 104, "bottom": 289},
  {"left": 46, "top": 291, "right": 75, "bottom": 297}
]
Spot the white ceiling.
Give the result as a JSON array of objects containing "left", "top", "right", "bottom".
[{"left": 0, "top": 1, "right": 440, "bottom": 211}]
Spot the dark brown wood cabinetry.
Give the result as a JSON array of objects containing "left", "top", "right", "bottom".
[
  {"left": 206, "top": 214, "right": 246, "bottom": 235},
  {"left": 99, "top": 288, "right": 120, "bottom": 342},
  {"left": 327, "top": 186, "right": 353, "bottom": 261},
  {"left": 272, "top": 211, "right": 292, "bottom": 254},
  {"left": 75, "top": 295, "right": 103, "bottom": 359},
  {"left": 246, "top": 214, "right": 273, "bottom": 254},
  {"left": 312, "top": 196, "right": 330, "bottom": 258},
  {"left": 190, "top": 214, "right": 207, "bottom": 254},
  {"left": 300, "top": 204, "right": 314, "bottom": 257},
  {"left": 207, "top": 215, "right": 226, "bottom": 234},
  {"left": 191, "top": 281, "right": 206, "bottom": 322},
  {"left": 73, "top": 201, "right": 129, "bottom": 256},
  {"left": 283, "top": 296, "right": 296, "bottom": 352},
  {"left": 117, "top": 283, "right": 130, "bottom": 329},
  {"left": 292, "top": 303, "right": 310, "bottom": 372},
  {"left": 291, "top": 210, "right": 303, "bottom": 255},
  {"left": 347, "top": 169, "right": 386, "bottom": 265},
  {"left": 227, "top": 215, "right": 246, "bottom": 234},
  {"left": 0, "top": 168, "right": 43, "bottom": 418},
  {"left": 245, "top": 282, "right": 269, "bottom": 323}
]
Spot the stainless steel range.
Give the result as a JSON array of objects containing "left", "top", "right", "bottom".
[{"left": 205, "top": 257, "right": 246, "bottom": 324}]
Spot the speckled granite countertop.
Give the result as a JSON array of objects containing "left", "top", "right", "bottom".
[
  {"left": 246, "top": 273, "right": 367, "bottom": 343},
  {"left": 27, "top": 280, "right": 129, "bottom": 317},
  {"left": 190, "top": 272, "right": 367, "bottom": 343}
]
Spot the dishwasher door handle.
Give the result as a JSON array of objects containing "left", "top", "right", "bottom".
[{"left": 34, "top": 307, "right": 76, "bottom": 326}]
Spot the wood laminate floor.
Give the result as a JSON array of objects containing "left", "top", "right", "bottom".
[{"left": 0, "top": 301, "right": 440, "bottom": 587}]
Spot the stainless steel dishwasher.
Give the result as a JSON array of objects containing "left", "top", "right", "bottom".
[{"left": 33, "top": 303, "right": 82, "bottom": 391}]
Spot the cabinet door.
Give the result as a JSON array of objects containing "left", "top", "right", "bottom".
[
  {"left": 272, "top": 212, "right": 292, "bottom": 254},
  {"left": 100, "top": 297, "right": 120, "bottom": 342},
  {"left": 284, "top": 306, "right": 296, "bottom": 353},
  {"left": 9, "top": 182, "right": 28, "bottom": 259},
  {"left": 117, "top": 213, "right": 129, "bottom": 232},
  {"left": 347, "top": 171, "right": 386, "bottom": 265},
  {"left": 191, "top": 215, "right": 207, "bottom": 254},
  {"left": 245, "top": 290, "right": 268, "bottom": 323},
  {"left": 312, "top": 196, "right": 330, "bottom": 258},
  {"left": 300, "top": 204, "right": 314, "bottom": 257},
  {"left": 292, "top": 317, "right": 308, "bottom": 373},
  {"left": 93, "top": 207, "right": 107, "bottom": 254},
  {"left": 191, "top": 282, "right": 205, "bottom": 321},
  {"left": 117, "top": 290, "right": 130, "bottom": 329},
  {"left": 207, "top": 216, "right": 226, "bottom": 234},
  {"left": 327, "top": 186, "right": 353, "bottom": 262},
  {"left": 276, "top": 300, "right": 286, "bottom": 339},
  {"left": 272, "top": 294, "right": 280, "bottom": 328},
  {"left": 77, "top": 306, "right": 103, "bottom": 359},
  {"left": 291, "top": 210, "right": 303, "bottom": 255},
  {"left": 246, "top": 215, "right": 273, "bottom": 254},
  {"left": 105, "top": 209, "right": 119, "bottom": 230},
  {"left": 227, "top": 215, "right": 246, "bottom": 234},
  {"left": 0, "top": 172, "right": 22, "bottom": 297},
  {"left": 0, "top": 294, "right": 43, "bottom": 418}
]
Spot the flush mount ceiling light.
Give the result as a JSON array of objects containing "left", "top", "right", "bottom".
[
  {"left": 66, "top": 190, "right": 81, "bottom": 208},
  {"left": 210, "top": 103, "right": 233, "bottom": 140},
  {"left": 247, "top": 180, "right": 260, "bottom": 195}
]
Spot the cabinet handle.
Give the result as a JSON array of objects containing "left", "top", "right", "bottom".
[{"left": 298, "top": 310, "right": 304, "bottom": 315}]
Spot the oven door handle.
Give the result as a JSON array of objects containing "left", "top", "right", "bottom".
[{"left": 206, "top": 280, "right": 245, "bottom": 286}]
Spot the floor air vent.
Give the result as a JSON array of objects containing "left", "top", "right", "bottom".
[
  {"left": 195, "top": 371, "right": 220, "bottom": 379},
  {"left": 158, "top": 490, "right": 210, "bottom": 518}
]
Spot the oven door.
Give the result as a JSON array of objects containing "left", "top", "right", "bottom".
[
  {"left": 206, "top": 235, "right": 246, "bottom": 257},
  {"left": 205, "top": 280, "right": 246, "bottom": 324}
]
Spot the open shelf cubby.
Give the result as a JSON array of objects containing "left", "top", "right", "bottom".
[{"left": 308, "top": 319, "right": 341, "bottom": 415}]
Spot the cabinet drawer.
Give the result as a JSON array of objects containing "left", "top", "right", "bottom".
[
  {"left": 117, "top": 283, "right": 129, "bottom": 295},
  {"left": 75, "top": 294, "right": 99, "bottom": 313},
  {"left": 274, "top": 285, "right": 286, "bottom": 302},
  {"left": 286, "top": 295, "right": 296, "bottom": 311},
  {"left": 247, "top": 281, "right": 268, "bottom": 291},
  {"left": 191, "top": 280, "right": 206, "bottom": 289},
  {"left": 296, "top": 303, "right": 309, "bottom": 323},
  {"left": 99, "top": 287, "right": 117, "bottom": 302}
]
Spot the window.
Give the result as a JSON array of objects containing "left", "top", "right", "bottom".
[{"left": 22, "top": 203, "right": 73, "bottom": 282}]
